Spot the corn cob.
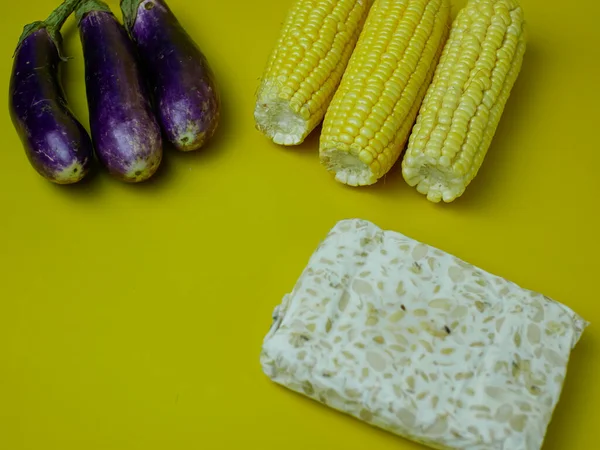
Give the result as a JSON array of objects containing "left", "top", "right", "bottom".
[
  {"left": 318, "top": 0, "right": 451, "bottom": 186},
  {"left": 402, "top": 0, "right": 526, "bottom": 203},
  {"left": 255, "top": 0, "right": 374, "bottom": 145}
]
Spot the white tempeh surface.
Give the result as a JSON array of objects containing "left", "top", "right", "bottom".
[{"left": 261, "top": 218, "right": 588, "bottom": 450}]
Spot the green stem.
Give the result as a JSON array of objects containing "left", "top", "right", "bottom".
[
  {"left": 45, "top": 0, "right": 83, "bottom": 32},
  {"left": 120, "top": 0, "right": 143, "bottom": 32},
  {"left": 75, "top": 0, "right": 112, "bottom": 24},
  {"left": 15, "top": 0, "right": 83, "bottom": 54}
]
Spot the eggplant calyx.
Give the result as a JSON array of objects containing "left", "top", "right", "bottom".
[
  {"left": 15, "top": 22, "right": 45, "bottom": 54},
  {"left": 120, "top": 0, "right": 144, "bottom": 33},
  {"left": 75, "top": 0, "right": 113, "bottom": 25},
  {"left": 14, "top": 0, "right": 82, "bottom": 59}
]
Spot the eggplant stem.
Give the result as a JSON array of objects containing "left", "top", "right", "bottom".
[
  {"left": 121, "top": 0, "right": 144, "bottom": 32},
  {"left": 75, "top": 0, "right": 112, "bottom": 24},
  {"left": 45, "top": 0, "right": 83, "bottom": 32},
  {"left": 15, "top": 0, "right": 83, "bottom": 57}
]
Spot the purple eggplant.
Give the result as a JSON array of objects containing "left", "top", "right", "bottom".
[
  {"left": 121, "top": 0, "right": 220, "bottom": 152},
  {"left": 9, "top": 0, "right": 94, "bottom": 184},
  {"left": 76, "top": 0, "right": 162, "bottom": 182}
]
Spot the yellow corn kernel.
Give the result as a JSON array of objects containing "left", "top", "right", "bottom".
[
  {"left": 402, "top": 0, "right": 526, "bottom": 203},
  {"left": 319, "top": 0, "right": 451, "bottom": 186},
  {"left": 255, "top": 0, "right": 374, "bottom": 146}
]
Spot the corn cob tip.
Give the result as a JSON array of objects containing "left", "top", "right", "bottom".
[
  {"left": 317, "top": 0, "right": 451, "bottom": 187},
  {"left": 254, "top": 89, "right": 309, "bottom": 146},
  {"left": 320, "top": 146, "right": 379, "bottom": 186},
  {"left": 401, "top": 0, "right": 526, "bottom": 203},
  {"left": 402, "top": 160, "right": 466, "bottom": 203},
  {"left": 253, "top": 0, "right": 374, "bottom": 146}
]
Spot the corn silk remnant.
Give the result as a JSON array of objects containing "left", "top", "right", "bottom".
[{"left": 260, "top": 218, "right": 588, "bottom": 450}]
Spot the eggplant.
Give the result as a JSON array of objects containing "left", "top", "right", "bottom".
[
  {"left": 76, "top": 0, "right": 162, "bottom": 182},
  {"left": 9, "top": 0, "right": 94, "bottom": 184},
  {"left": 121, "top": 0, "right": 220, "bottom": 152}
]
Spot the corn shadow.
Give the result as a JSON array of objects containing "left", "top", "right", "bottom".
[
  {"left": 311, "top": 137, "right": 417, "bottom": 200},
  {"left": 259, "top": 122, "right": 323, "bottom": 158},
  {"left": 271, "top": 123, "right": 418, "bottom": 197},
  {"left": 295, "top": 123, "right": 324, "bottom": 154},
  {"left": 255, "top": 123, "right": 323, "bottom": 174},
  {"left": 346, "top": 41, "right": 539, "bottom": 206},
  {"left": 440, "top": 43, "right": 540, "bottom": 209}
]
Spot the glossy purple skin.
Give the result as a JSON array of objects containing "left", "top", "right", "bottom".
[
  {"left": 79, "top": 11, "right": 162, "bottom": 182},
  {"left": 129, "top": 0, "right": 220, "bottom": 151},
  {"left": 9, "top": 29, "right": 94, "bottom": 184}
]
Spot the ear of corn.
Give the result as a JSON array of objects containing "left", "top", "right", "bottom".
[
  {"left": 402, "top": 0, "right": 526, "bottom": 203},
  {"left": 255, "top": 0, "right": 374, "bottom": 146},
  {"left": 318, "top": 0, "right": 451, "bottom": 186}
]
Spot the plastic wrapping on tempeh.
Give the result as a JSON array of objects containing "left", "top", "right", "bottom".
[{"left": 261, "top": 219, "right": 588, "bottom": 450}]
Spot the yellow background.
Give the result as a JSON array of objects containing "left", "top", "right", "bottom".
[{"left": 0, "top": 0, "right": 598, "bottom": 448}]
